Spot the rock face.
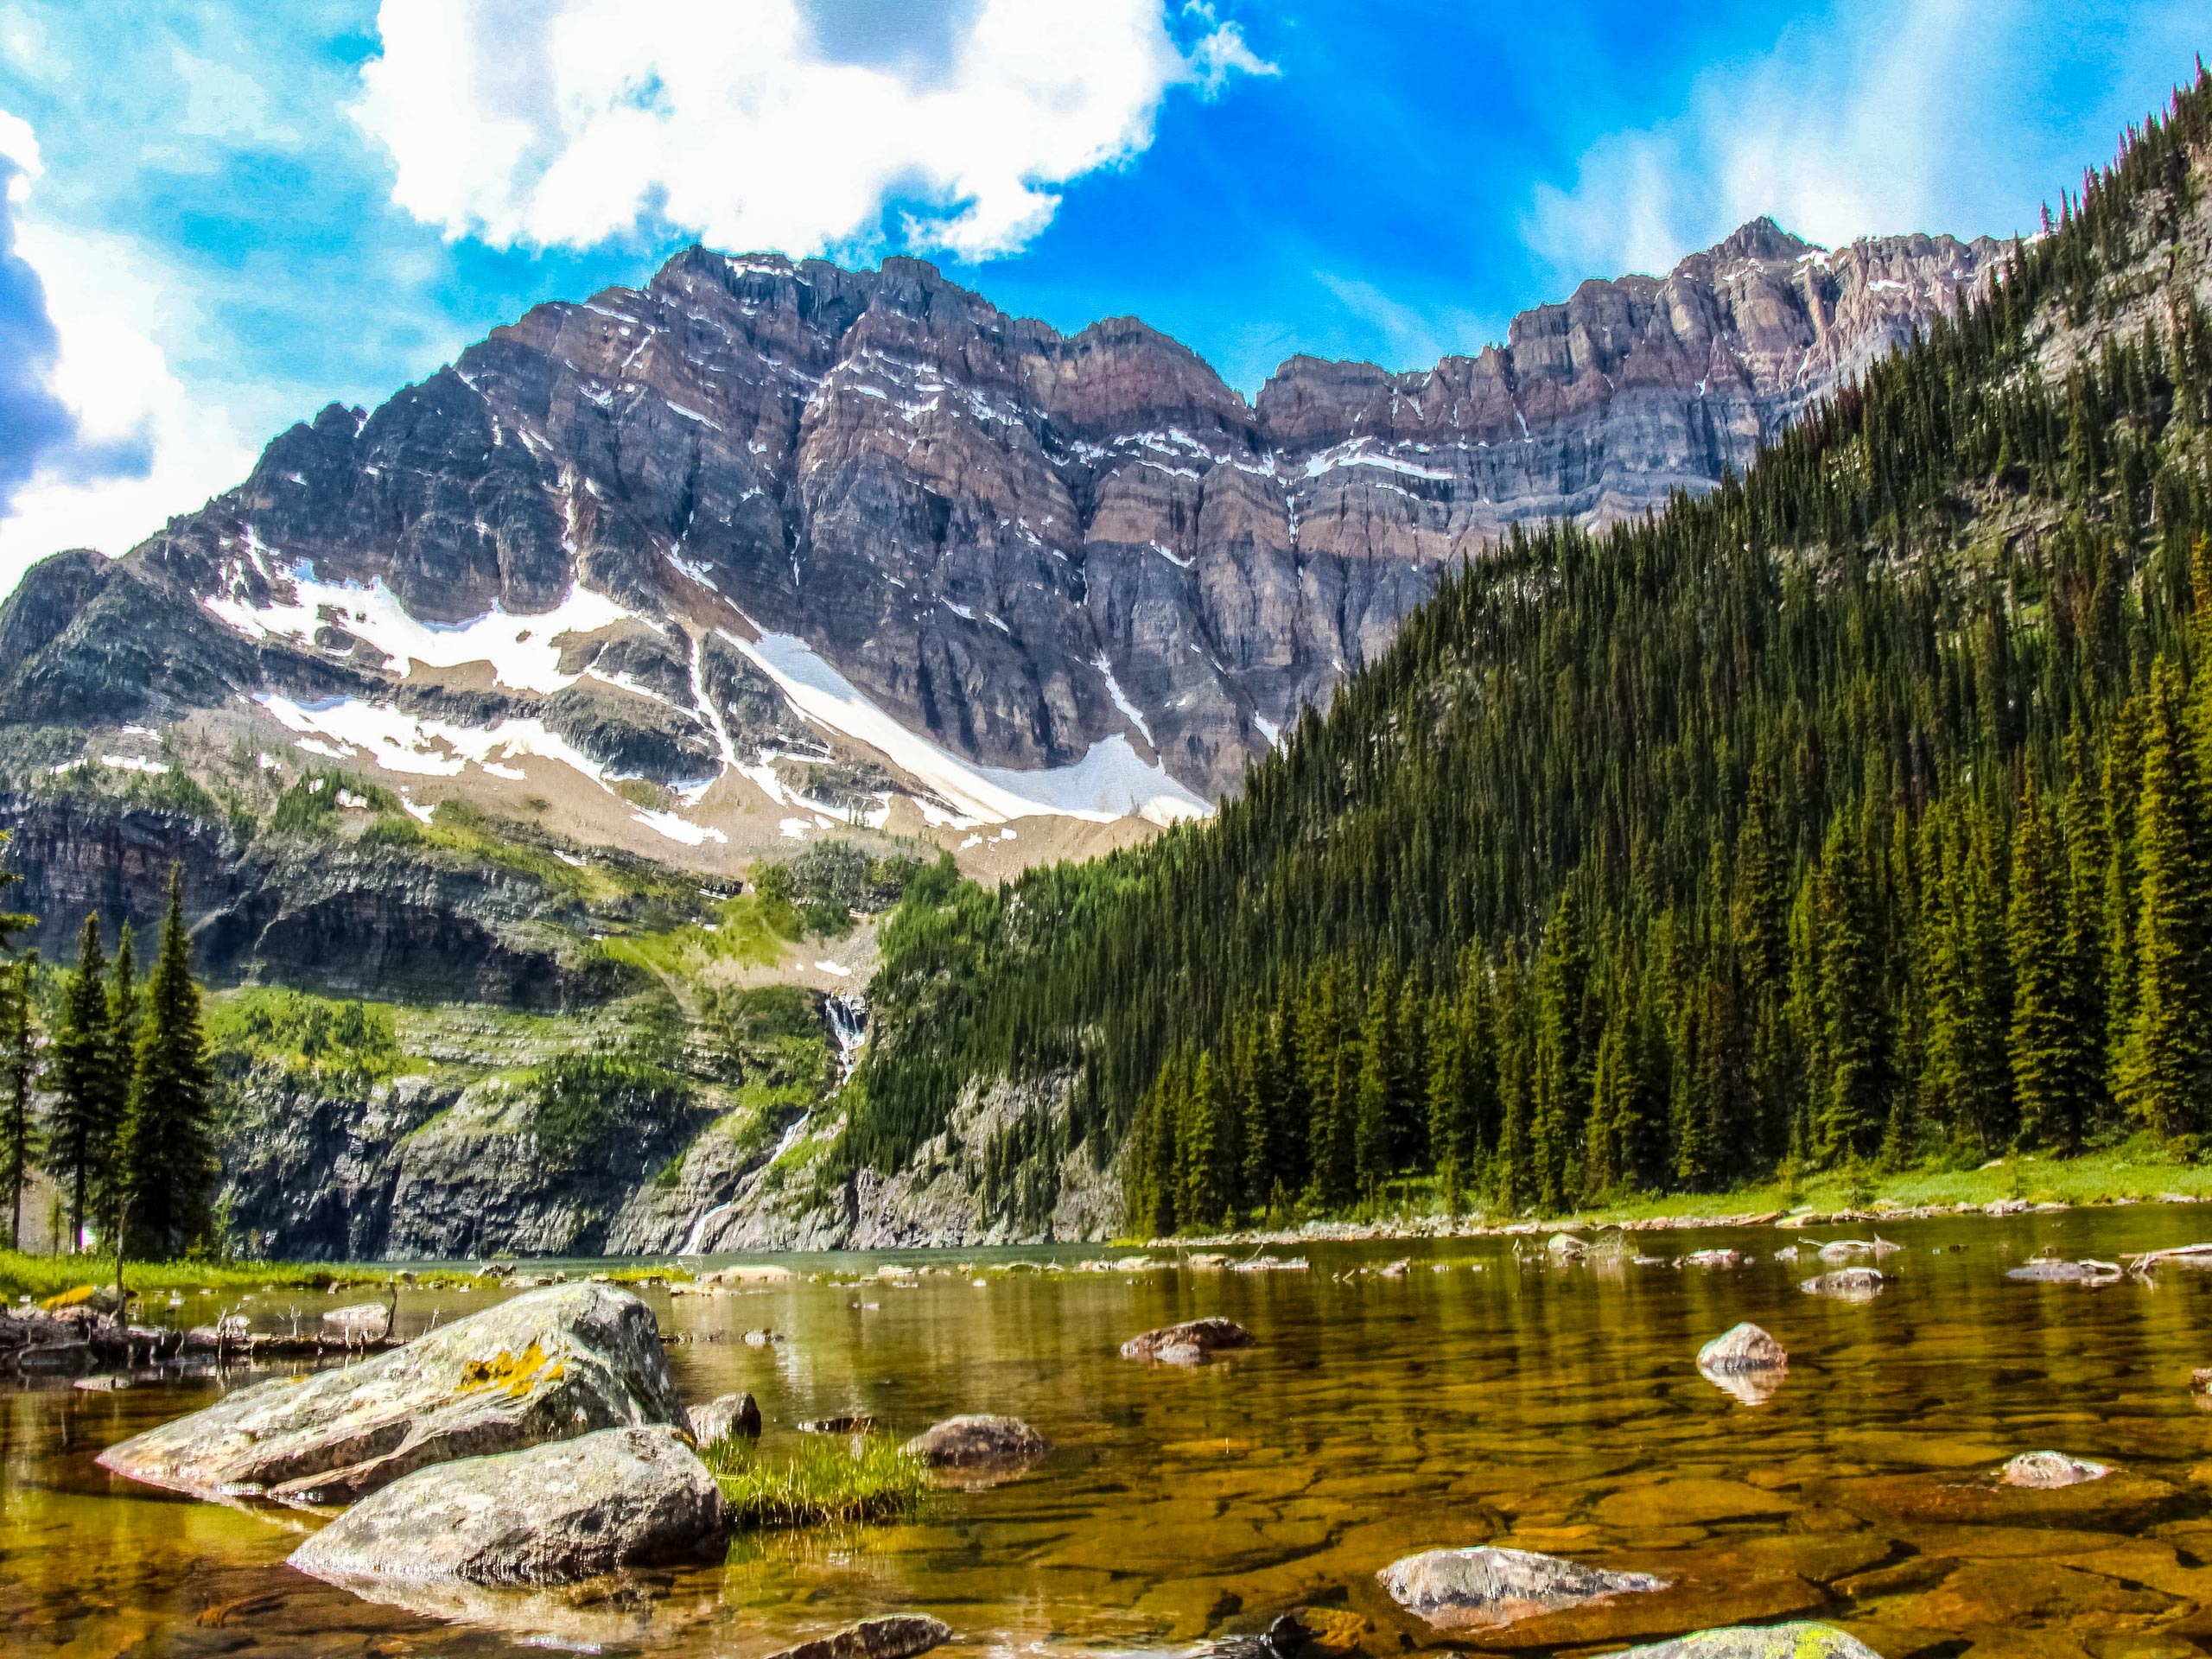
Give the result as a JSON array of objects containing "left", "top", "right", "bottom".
[
  {"left": 1376, "top": 1546, "right": 1667, "bottom": 1630},
  {"left": 98, "top": 1283, "right": 683, "bottom": 1505},
  {"left": 689, "top": 1392, "right": 763, "bottom": 1444},
  {"left": 0, "top": 220, "right": 2000, "bottom": 817},
  {"left": 2000, "top": 1450, "right": 2109, "bottom": 1489},
  {"left": 902, "top": 1414, "right": 1051, "bottom": 1469},
  {"left": 289, "top": 1425, "right": 724, "bottom": 1586},
  {"left": 1120, "top": 1317, "right": 1254, "bottom": 1364},
  {"left": 1610, "top": 1625, "right": 1879, "bottom": 1659}
]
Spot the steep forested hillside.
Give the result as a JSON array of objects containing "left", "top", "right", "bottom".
[{"left": 842, "top": 68, "right": 2212, "bottom": 1234}]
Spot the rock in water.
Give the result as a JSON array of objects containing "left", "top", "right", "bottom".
[
  {"left": 1607, "top": 1624, "right": 1880, "bottom": 1658},
  {"left": 765, "top": 1616, "right": 954, "bottom": 1659},
  {"left": 322, "top": 1301, "right": 392, "bottom": 1344},
  {"left": 903, "top": 1414, "right": 1051, "bottom": 1469},
  {"left": 2006, "top": 1257, "right": 2122, "bottom": 1283},
  {"left": 1799, "top": 1268, "right": 1886, "bottom": 1300},
  {"left": 99, "top": 1283, "right": 683, "bottom": 1506},
  {"left": 689, "top": 1392, "right": 762, "bottom": 1445},
  {"left": 1376, "top": 1546, "right": 1667, "bottom": 1630},
  {"left": 1120, "top": 1318, "right": 1254, "bottom": 1364},
  {"left": 2000, "top": 1450, "right": 2109, "bottom": 1488},
  {"left": 1696, "top": 1323, "right": 1788, "bottom": 1375},
  {"left": 289, "top": 1425, "right": 724, "bottom": 1586}
]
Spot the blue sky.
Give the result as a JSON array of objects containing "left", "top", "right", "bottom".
[{"left": 0, "top": 0, "right": 2200, "bottom": 588}]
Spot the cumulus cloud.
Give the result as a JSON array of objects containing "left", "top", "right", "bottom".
[
  {"left": 0, "top": 109, "right": 254, "bottom": 590},
  {"left": 1527, "top": 0, "right": 1988, "bottom": 282},
  {"left": 350, "top": 0, "right": 1274, "bottom": 260}
]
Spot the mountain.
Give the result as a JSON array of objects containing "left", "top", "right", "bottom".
[
  {"left": 814, "top": 69, "right": 2212, "bottom": 1243},
  {"left": 0, "top": 217, "right": 1998, "bottom": 860}
]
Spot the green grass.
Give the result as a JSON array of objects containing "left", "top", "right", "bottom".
[
  {"left": 594, "top": 894, "right": 797, "bottom": 987},
  {"left": 701, "top": 1434, "right": 927, "bottom": 1531},
  {"left": 0, "top": 1251, "right": 397, "bottom": 1302}
]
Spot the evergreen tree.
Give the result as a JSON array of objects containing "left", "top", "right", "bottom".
[
  {"left": 2119, "top": 658, "right": 2212, "bottom": 1139},
  {"left": 118, "top": 868, "right": 219, "bottom": 1259},
  {"left": 47, "top": 916, "right": 119, "bottom": 1253},
  {"left": 2009, "top": 779, "right": 2088, "bottom": 1149},
  {"left": 1816, "top": 814, "right": 1890, "bottom": 1162},
  {"left": 0, "top": 956, "right": 36, "bottom": 1250}
]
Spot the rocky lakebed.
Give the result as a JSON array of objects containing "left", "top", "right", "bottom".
[{"left": 10, "top": 1211, "right": 2212, "bottom": 1657}]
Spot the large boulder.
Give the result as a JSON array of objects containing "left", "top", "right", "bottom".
[
  {"left": 1120, "top": 1317, "right": 1254, "bottom": 1364},
  {"left": 903, "top": 1414, "right": 1051, "bottom": 1470},
  {"left": 1695, "top": 1323, "right": 1789, "bottom": 1407},
  {"left": 289, "top": 1424, "right": 724, "bottom": 1586},
  {"left": 99, "top": 1283, "right": 683, "bottom": 1506},
  {"left": 1611, "top": 1625, "right": 1879, "bottom": 1658},
  {"left": 1377, "top": 1547, "right": 1667, "bottom": 1630}
]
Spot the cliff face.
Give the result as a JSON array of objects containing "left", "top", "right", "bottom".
[{"left": 0, "top": 219, "right": 1997, "bottom": 822}]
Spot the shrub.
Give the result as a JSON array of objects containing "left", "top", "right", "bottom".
[{"left": 701, "top": 1433, "right": 926, "bottom": 1530}]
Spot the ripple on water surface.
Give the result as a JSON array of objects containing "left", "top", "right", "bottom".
[{"left": 10, "top": 1210, "right": 2212, "bottom": 1656}]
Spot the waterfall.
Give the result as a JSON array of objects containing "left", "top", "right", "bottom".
[{"left": 826, "top": 991, "right": 868, "bottom": 1084}]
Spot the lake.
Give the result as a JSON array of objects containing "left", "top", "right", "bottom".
[{"left": 8, "top": 1209, "right": 2212, "bottom": 1657}]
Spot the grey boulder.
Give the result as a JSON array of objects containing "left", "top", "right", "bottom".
[
  {"left": 689, "top": 1392, "right": 762, "bottom": 1445},
  {"left": 1376, "top": 1546, "right": 1667, "bottom": 1630},
  {"left": 1121, "top": 1317, "right": 1254, "bottom": 1364},
  {"left": 766, "top": 1615, "right": 954, "bottom": 1659},
  {"left": 1695, "top": 1322, "right": 1788, "bottom": 1406},
  {"left": 903, "top": 1414, "right": 1051, "bottom": 1470},
  {"left": 1611, "top": 1624, "right": 1879, "bottom": 1658},
  {"left": 99, "top": 1283, "right": 683, "bottom": 1506},
  {"left": 289, "top": 1424, "right": 725, "bottom": 1586},
  {"left": 1799, "top": 1268, "right": 1886, "bottom": 1300}
]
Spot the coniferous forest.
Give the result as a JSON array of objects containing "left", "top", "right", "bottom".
[{"left": 844, "top": 68, "right": 2212, "bottom": 1233}]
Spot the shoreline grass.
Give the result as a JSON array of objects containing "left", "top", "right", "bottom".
[{"left": 701, "top": 1434, "right": 927, "bottom": 1531}]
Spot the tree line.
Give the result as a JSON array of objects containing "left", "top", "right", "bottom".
[
  {"left": 845, "top": 67, "right": 2212, "bottom": 1233},
  {"left": 0, "top": 864, "right": 218, "bottom": 1260}
]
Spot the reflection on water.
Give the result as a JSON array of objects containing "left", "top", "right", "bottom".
[{"left": 10, "top": 1210, "right": 2212, "bottom": 1656}]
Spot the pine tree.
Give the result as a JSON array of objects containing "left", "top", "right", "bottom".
[
  {"left": 118, "top": 868, "right": 219, "bottom": 1260},
  {"left": 2009, "top": 779, "right": 2087, "bottom": 1149},
  {"left": 1816, "top": 814, "right": 1891, "bottom": 1162},
  {"left": 0, "top": 956, "right": 36, "bottom": 1250},
  {"left": 47, "top": 916, "right": 118, "bottom": 1253},
  {"left": 2119, "top": 658, "right": 2212, "bottom": 1139}
]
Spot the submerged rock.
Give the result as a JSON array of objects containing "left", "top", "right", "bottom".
[
  {"left": 99, "top": 1283, "right": 683, "bottom": 1506},
  {"left": 2006, "top": 1257, "right": 2121, "bottom": 1283},
  {"left": 289, "top": 1424, "right": 724, "bottom": 1586},
  {"left": 903, "top": 1414, "right": 1051, "bottom": 1470},
  {"left": 321, "top": 1301, "right": 393, "bottom": 1344},
  {"left": 1695, "top": 1323, "right": 1788, "bottom": 1402},
  {"left": 689, "top": 1392, "right": 761, "bottom": 1445},
  {"left": 2000, "top": 1450, "right": 2109, "bottom": 1488},
  {"left": 765, "top": 1616, "right": 953, "bottom": 1659},
  {"left": 1799, "top": 1268, "right": 1885, "bottom": 1300},
  {"left": 1610, "top": 1624, "right": 1879, "bottom": 1658},
  {"left": 1376, "top": 1546, "right": 1667, "bottom": 1630},
  {"left": 798, "top": 1414, "right": 875, "bottom": 1434},
  {"left": 1121, "top": 1317, "right": 1254, "bottom": 1364},
  {"left": 1545, "top": 1233, "right": 1588, "bottom": 1261}
]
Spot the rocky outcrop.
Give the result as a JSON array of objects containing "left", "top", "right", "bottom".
[
  {"left": 1376, "top": 1546, "right": 1667, "bottom": 1630},
  {"left": 902, "top": 1414, "right": 1050, "bottom": 1470},
  {"left": 689, "top": 1392, "right": 762, "bottom": 1444},
  {"left": 288, "top": 1424, "right": 724, "bottom": 1585},
  {"left": 0, "top": 219, "right": 2011, "bottom": 814},
  {"left": 98, "top": 1283, "right": 682, "bottom": 1505},
  {"left": 1120, "top": 1317, "right": 1252, "bottom": 1364}
]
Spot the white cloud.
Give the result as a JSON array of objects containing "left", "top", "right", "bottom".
[
  {"left": 350, "top": 0, "right": 1273, "bottom": 261},
  {"left": 1525, "top": 0, "right": 1993, "bottom": 281},
  {"left": 0, "top": 108, "right": 255, "bottom": 589}
]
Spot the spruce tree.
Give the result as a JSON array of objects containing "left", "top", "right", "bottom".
[
  {"left": 0, "top": 957, "right": 36, "bottom": 1250},
  {"left": 1816, "top": 814, "right": 1891, "bottom": 1162},
  {"left": 2009, "top": 779, "right": 2086, "bottom": 1149},
  {"left": 47, "top": 916, "right": 118, "bottom": 1253},
  {"left": 2119, "top": 658, "right": 2212, "bottom": 1139},
  {"left": 118, "top": 868, "right": 219, "bottom": 1259}
]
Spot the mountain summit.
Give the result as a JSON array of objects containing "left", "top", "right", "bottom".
[{"left": 0, "top": 219, "right": 1997, "bottom": 848}]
